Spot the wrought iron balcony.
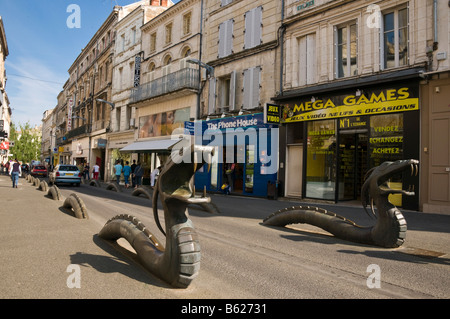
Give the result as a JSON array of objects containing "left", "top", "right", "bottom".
[
  {"left": 130, "top": 67, "right": 200, "bottom": 104},
  {"left": 65, "top": 124, "right": 91, "bottom": 140}
]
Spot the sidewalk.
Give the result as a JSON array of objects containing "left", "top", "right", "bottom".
[{"left": 0, "top": 175, "right": 178, "bottom": 298}]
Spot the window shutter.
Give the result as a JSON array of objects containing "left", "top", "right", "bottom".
[
  {"left": 219, "top": 19, "right": 233, "bottom": 58},
  {"left": 243, "top": 67, "right": 260, "bottom": 109},
  {"left": 244, "top": 7, "right": 262, "bottom": 49},
  {"left": 306, "top": 34, "right": 316, "bottom": 84},
  {"left": 225, "top": 19, "right": 233, "bottom": 56},
  {"left": 218, "top": 23, "right": 226, "bottom": 58},
  {"left": 229, "top": 71, "right": 236, "bottom": 111},
  {"left": 208, "top": 77, "right": 216, "bottom": 114}
]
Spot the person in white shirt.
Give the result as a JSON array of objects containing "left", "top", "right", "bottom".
[{"left": 92, "top": 163, "right": 100, "bottom": 180}]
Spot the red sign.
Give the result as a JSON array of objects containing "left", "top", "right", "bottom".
[{"left": 0, "top": 141, "right": 9, "bottom": 150}]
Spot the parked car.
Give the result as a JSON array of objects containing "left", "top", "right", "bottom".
[
  {"left": 49, "top": 164, "right": 81, "bottom": 186},
  {"left": 30, "top": 165, "right": 47, "bottom": 177}
]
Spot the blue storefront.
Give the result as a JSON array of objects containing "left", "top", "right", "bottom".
[{"left": 185, "top": 113, "right": 278, "bottom": 198}]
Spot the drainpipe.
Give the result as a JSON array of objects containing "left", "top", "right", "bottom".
[
  {"left": 196, "top": 0, "right": 204, "bottom": 120},
  {"left": 279, "top": 0, "right": 285, "bottom": 97},
  {"left": 433, "top": 0, "right": 438, "bottom": 49}
]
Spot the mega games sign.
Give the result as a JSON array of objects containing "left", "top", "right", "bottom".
[{"left": 281, "top": 85, "right": 419, "bottom": 123}]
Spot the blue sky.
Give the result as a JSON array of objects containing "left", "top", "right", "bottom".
[{"left": 1, "top": 0, "right": 179, "bottom": 128}]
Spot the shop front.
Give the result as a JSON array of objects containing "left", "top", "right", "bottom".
[
  {"left": 120, "top": 106, "right": 191, "bottom": 185},
  {"left": 187, "top": 113, "right": 278, "bottom": 198},
  {"left": 278, "top": 81, "right": 420, "bottom": 210},
  {"left": 71, "top": 137, "right": 90, "bottom": 166}
]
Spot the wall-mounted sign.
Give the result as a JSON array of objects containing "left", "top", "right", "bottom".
[
  {"left": 296, "top": 0, "right": 315, "bottom": 13},
  {"left": 282, "top": 85, "right": 419, "bottom": 123},
  {"left": 68, "top": 97, "right": 74, "bottom": 130},
  {"left": 264, "top": 103, "right": 281, "bottom": 125},
  {"left": 134, "top": 56, "right": 141, "bottom": 88}
]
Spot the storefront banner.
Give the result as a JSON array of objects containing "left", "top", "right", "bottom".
[
  {"left": 184, "top": 113, "right": 273, "bottom": 135},
  {"left": 282, "top": 86, "right": 419, "bottom": 123}
]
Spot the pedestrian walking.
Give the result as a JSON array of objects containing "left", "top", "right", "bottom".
[
  {"left": 134, "top": 162, "right": 144, "bottom": 188},
  {"left": 130, "top": 160, "right": 137, "bottom": 187},
  {"left": 150, "top": 166, "right": 160, "bottom": 188},
  {"left": 114, "top": 160, "right": 123, "bottom": 184},
  {"left": 83, "top": 163, "right": 90, "bottom": 180},
  {"left": 9, "top": 159, "right": 21, "bottom": 188},
  {"left": 92, "top": 163, "right": 100, "bottom": 180},
  {"left": 123, "top": 161, "right": 132, "bottom": 188}
]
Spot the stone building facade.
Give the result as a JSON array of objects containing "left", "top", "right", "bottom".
[
  {"left": 107, "top": 0, "right": 173, "bottom": 181},
  {"left": 0, "top": 16, "right": 10, "bottom": 165},
  {"left": 274, "top": 0, "right": 450, "bottom": 212}
]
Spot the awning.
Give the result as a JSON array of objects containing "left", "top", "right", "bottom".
[{"left": 120, "top": 138, "right": 181, "bottom": 153}]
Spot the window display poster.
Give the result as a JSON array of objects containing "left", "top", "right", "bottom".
[{"left": 139, "top": 107, "right": 190, "bottom": 138}]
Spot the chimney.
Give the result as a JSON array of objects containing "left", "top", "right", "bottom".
[
  {"left": 161, "top": 0, "right": 168, "bottom": 7},
  {"left": 150, "top": 0, "right": 160, "bottom": 6}
]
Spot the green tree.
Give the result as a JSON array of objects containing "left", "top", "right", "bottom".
[{"left": 9, "top": 122, "right": 41, "bottom": 164}]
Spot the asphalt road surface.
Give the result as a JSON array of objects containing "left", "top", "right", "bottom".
[{"left": 1, "top": 175, "right": 449, "bottom": 302}]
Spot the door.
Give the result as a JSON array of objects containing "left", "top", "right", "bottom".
[
  {"left": 286, "top": 145, "right": 302, "bottom": 197},
  {"left": 429, "top": 80, "right": 450, "bottom": 206},
  {"left": 338, "top": 131, "right": 367, "bottom": 200}
]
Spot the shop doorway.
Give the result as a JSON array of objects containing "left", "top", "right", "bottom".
[
  {"left": 223, "top": 145, "right": 244, "bottom": 193},
  {"left": 286, "top": 145, "right": 303, "bottom": 197},
  {"left": 338, "top": 130, "right": 368, "bottom": 200}
]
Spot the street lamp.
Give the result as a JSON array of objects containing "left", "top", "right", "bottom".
[
  {"left": 186, "top": 59, "right": 215, "bottom": 120},
  {"left": 186, "top": 58, "right": 214, "bottom": 77},
  {"left": 96, "top": 98, "right": 115, "bottom": 110}
]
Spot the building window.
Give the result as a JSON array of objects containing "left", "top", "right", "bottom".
[
  {"left": 305, "top": 119, "right": 336, "bottom": 200},
  {"left": 335, "top": 23, "right": 357, "bottom": 78},
  {"left": 120, "top": 34, "right": 125, "bottom": 51},
  {"left": 165, "top": 23, "right": 173, "bottom": 45},
  {"left": 381, "top": 7, "right": 408, "bottom": 69},
  {"left": 150, "top": 32, "right": 157, "bottom": 52},
  {"left": 183, "top": 12, "right": 192, "bottom": 36},
  {"left": 297, "top": 33, "right": 316, "bottom": 86},
  {"left": 218, "top": 19, "right": 233, "bottom": 58},
  {"left": 218, "top": 71, "right": 236, "bottom": 111},
  {"left": 242, "top": 66, "right": 261, "bottom": 109},
  {"left": 131, "top": 27, "right": 136, "bottom": 45},
  {"left": 244, "top": 6, "right": 262, "bottom": 50}
]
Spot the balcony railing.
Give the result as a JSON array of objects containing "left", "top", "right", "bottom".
[
  {"left": 66, "top": 124, "right": 91, "bottom": 140},
  {"left": 130, "top": 67, "right": 200, "bottom": 104}
]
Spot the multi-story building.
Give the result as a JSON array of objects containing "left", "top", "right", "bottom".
[
  {"left": 273, "top": 0, "right": 450, "bottom": 212},
  {"left": 108, "top": 0, "right": 172, "bottom": 181},
  {"left": 41, "top": 109, "right": 53, "bottom": 165},
  {"left": 121, "top": 0, "right": 200, "bottom": 184},
  {"left": 193, "top": 0, "right": 283, "bottom": 197},
  {"left": 0, "top": 16, "right": 11, "bottom": 165},
  {"left": 64, "top": 8, "right": 119, "bottom": 179}
]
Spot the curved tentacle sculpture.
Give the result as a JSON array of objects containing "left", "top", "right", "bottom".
[
  {"left": 99, "top": 141, "right": 214, "bottom": 288},
  {"left": 63, "top": 193, "right": 89, "bottom": 219},
  {"left": 263, "top": 159, "right": 418, "bottom": 248}
]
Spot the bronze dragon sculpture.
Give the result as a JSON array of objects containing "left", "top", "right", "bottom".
[
  {"left": 263, "top": 159, "right": 419, "bottom": 248},
  {"left": 99, "top": 141, "right": 213, "bottom": 288}
]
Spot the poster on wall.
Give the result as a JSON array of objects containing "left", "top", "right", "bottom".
[
  {"left": 139, "top": 107, "right": 190, "bottom": 138},
  {"left": 281, "top": 85, "right": 419, "bottom": 123}
]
